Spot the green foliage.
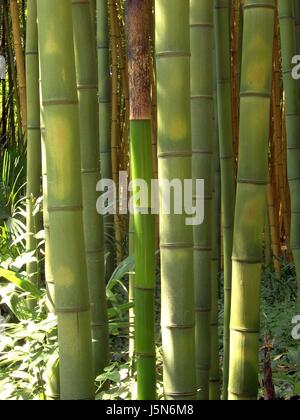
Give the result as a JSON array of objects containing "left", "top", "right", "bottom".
[
  {"left": 0, "top": 145, "right": 26, "bottom": 259},
  {"left": 0, "top": 252, "right": 135, "bottom": 400},
  {"left": 260, "top": 260, "right": 300, "bottom": 400},
  {"left": 0, "top": 275, "right": 57, "bottom": 400},
  {"left": 95, "top": 348, "right": 164, "bottom": 401}
]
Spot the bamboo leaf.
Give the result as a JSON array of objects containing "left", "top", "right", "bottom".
[{"left": 0, "top": 267, "right": 40, "bottom": 297}]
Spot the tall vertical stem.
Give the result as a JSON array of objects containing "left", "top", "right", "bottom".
[
  {"left": 96, "top": 0, "right": 114, "bottom": 279},
  {"left": 278, "top": 0, "right": 300, "bottom": 312},
  {"left": 156, "top": 0, "right": 197, "bottom": 400},
  {"left": 25, "top": 0, "right": 41, "bottom": 291},
  {"left": 125, "top": 0, "right": 156, "bottom": 400},
  {"left": 228, "top": 0, "right": 275, "bottom": 400},
  {"left": 190, "top": 0, "right": 214, "bottom": 400},
  {"left": 9, "top": 0, "right": 27, "bottom": 134},
  {"left": 72, "top": 0, "right": 109, "bottom": 378},
  {"left": 214, "top": 0, "right": 236, "bottom": 399},
  {"left": 3, "top": 0, "right": 22, "bottom": 141},
  {"left": 109, "top": 0, "right": 122, "bottom": 264},
  {"left": 37, "top": 0, "right": 94, "bottom": 400}
]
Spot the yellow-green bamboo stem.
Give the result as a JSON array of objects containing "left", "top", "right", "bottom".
[
  {"left": 228, "top": 0, "right": 275, "bottom": 400},
  {"left": 72, "top": 0, "right": 109, "bottom": 378},
  {"left": 38, "top": 55, "right": 55, "bottom": 314},
  {"left": 295, "top": 0, "right": 300, "bottom": 54},
  {"left": 25, "top": 0, "right": 41, "bottom": 292},
  {"left": 37, "top": 0, "right": 94, "bottom": 400},
  {"left": 231, "top": 0, "right": 241, "bottom": 168},
  {"left": 210, "top": 56, "right": 221, "bottom": 401},
  {"left": 278, "top": 0, "right": 300, "bottom": 312},
  {"left": 190, "top": 0, "right": 214, "bottom": 400},
  {"left": 214, "top": 0, "right": 236, "bottom": 399},
  {"left": 96, "top": 0, "right": 114, "bottom": 278},
  {"left": 156, "top": 0, "right": 197, "bottom": 400},
  {"left": 210, "top": 175, "right": 221, "bottom": 401},
  {"left": 129, "top": 213, "right": 135, "bottom": 362},
  {"left": 39, "top": 62, "right": 60, "bottom": 399}
]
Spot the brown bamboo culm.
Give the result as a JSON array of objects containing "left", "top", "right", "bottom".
[{"left": 9, "top": 0, "right": 27, "bottom": 135}]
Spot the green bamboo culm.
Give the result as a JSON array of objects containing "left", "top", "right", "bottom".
[
  {"left": 228, "top": 0, "right": 275, "bottom": 400},
  {"left": 41, "top": 112, "right": 54, "bottom": 313},
  {"left": 214, "top": 0, "right": 236, "bottom": 399},
  {"left": 278, "top": 0, "right": 300, "bottom": 313},
  {"left": 37, "top": 0, "right": 94, "bottom": 400},
  {"left": 39, "top": 63, "right": 60, "bottom": 400},
  {"left": 25, "top": 0, "right": 41, "bottom": 293},
  {"left": 38, "top": 46, "right": 60, "bottom": 398},
  {"left": 89, "top": 0, "right": 96, "bottom": 34},
  {"left": 190, "top": 0, "right": 214, "bottom": 400},
  {"left": 264, "top": 210, "right": 272, "bottom": 267},
  {"left": 210, "top": 188, "right": 220, "bottom": 401},
  {"left": 156, "top": 0, "right": 197, "bottom": 400},
  {"left": 72, "top": 0, "right": 109, "bottom": 378},
  {"left": 96, "top": 0, "right": 114, "bottom": 279},
  {"left": 210, "top": 59, "right": 221, "bottom": 400},
  {"left": 125, "top": 0, "right": 156, "bottom": 400},
  {"left": 213, "top": 61, "right": 221, "bottom": 278},
  {"left": 295, "top": 0, "right": 300, "bottom": 55},
  {"left": 128, "top": 213, "right": 135, "bottom": 377},
  {"left": 38, "top": 54, "right": 55, "bottom": 314}
]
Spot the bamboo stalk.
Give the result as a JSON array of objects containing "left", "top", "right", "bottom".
[
  {"left": 266, "top": 52, "right": 281, "bottom": 274},
  {"left": 190, "top": 0, "right": 214, "bottom": 400},
  {"left": 115, "top": 5, "right": 130, "bottom": 165},
  {"left": 3, "top": 0, "right": 22, "bottom": 141},
  {"left": 231, "top": 0, "right": 240, "bottom": 173},
  {"left": 150, "top": 9, "right": 159, "bottom": 252},
  {"left": 267, "top": 183, "right": 281, "bottom": 273},
  {"left": 281, "top": 99, "right": 291, "bottom": 256},
  {"left": 109, "top": 0, "right": 122, "bottom": 264},
  {"left": 25, "top": 0, "right": 41, "bottom": 295},
  {"left": 72, "top": 0, "right": 109, "bottom": 378},
  {"left": 228, "top": 0, "right": 275, "bottom": 400},
  {"left": 96, "top": 0, "right": 114, "bottom": 279},
  {"left": 37, "top": 0, "right": 94, "bottom": 400},
  {"left": 128, "top": 213, "right": 135, "bottom": 366},
  {"left": 210, "top": 117, "right": 221, "bottom": 401},
  {"left": 265, "top": 210, "right": 272, "bottom": 267},
  {"left": 114, "top": 3, "right": 130, "bottom": 248},
  {"left": 295, "top": 0, "right": 300, "bottom": 54},
  {"left": 156, "top": 0, "right": 197, "bottom": 400},
  {"left": 38, "top": 52, "right": 55, "bottom": 315},
  {"left": 278, "top": 0, "right": 300, "bottom": 310},
  {"left": 9, "top": 0, "right": 27, "bottom": 134},
  {"left": 214, "top": 0, "right": 236, "bottom": 399},
  {"left": 1, "top": 16, "right": 7, "bottom": 141},
  {"left": 125, "top": 0, "right": 156, "bottom": 400},
  {"left": 38, "top": 58, "right": 60, "bottom": 400}
]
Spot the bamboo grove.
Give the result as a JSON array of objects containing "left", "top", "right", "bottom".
[{"left": 0, "top": 0, "right": 300, "bottom": 401}]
